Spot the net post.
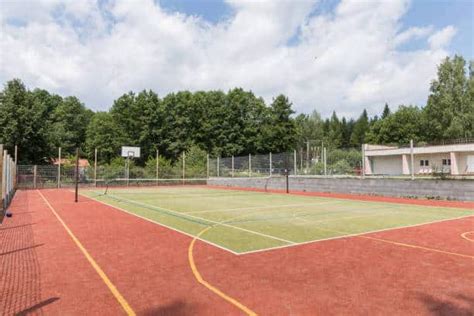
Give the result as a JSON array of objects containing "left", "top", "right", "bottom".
[
  {"left": 94, "top": 148, "right": 98, "bottom": 187},
  {"left": 249, "top": 154, "right": 251, "bottom": 177},
  {"left": 206, "top": 153, "right": 209, "bottom": 179},
  {"left": 231, "top": 155, "right": 234, "bottom": 177},
  {"left": 410, "top": 139, "right": 414, "bottom": 180},
  {"left": 293, "top": 150, "right": 297, "bottom": 175},
  {"left": 57, "top": 147, "right": 61, "bottom": 189},
  {"left": 182, "top": 152, "right": 185, "bottom": 185},
  {"left": 74, "top": 148, "right": 79, "bottom": 202},
  {"left": 269, "top": 152, "right": 272, "bottom": 176},
  {"left": 217, "top": 156, "right": 220, "bottom": 177},
  {"left": 33, "top": 164, "right": 37, "bottom": 189}
]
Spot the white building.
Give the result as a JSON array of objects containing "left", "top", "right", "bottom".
[{"left": 363, "top": 141, "right": 474, "bottom": 176}]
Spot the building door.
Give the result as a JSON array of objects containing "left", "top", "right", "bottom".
[{"left": 468, "top": 155, "right": 474, "bottom": 173}]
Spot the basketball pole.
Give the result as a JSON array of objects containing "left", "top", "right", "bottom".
[{"left": 74, "top": 147, "right": 79, "bottom": 203}]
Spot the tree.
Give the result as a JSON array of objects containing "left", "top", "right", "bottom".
[
  {"left": 85, "top": 112, "right": 126, "bottom": 163},
  {"left": 381, "top": 103, "right": 391, "bottom": 119},
  {"left": 0, "top": 79, "right": 53, "bottom": 163},
  {"left": 50, "top": 96, "right": 93, "bottom": 154},
  {"left": 327, "top": 111, "right": 343, "bottom": 148},
  {"left": 266, "top": 95, "right": 297, "bottom": 153},
  {"left": 350, "top": 109, "right": 369, "bottom": 147},
  {"left": 366, "top": 105, "right": 425, "bottom": 145},
  {"left": 424, "top": 55, "right": 473, "bottom": 140}
]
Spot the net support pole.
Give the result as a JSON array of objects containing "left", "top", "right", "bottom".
[
  {"left": 74, "top": 148, "right": 79, "bottom": 202},
  {"left": 206, "top": 153, "right": 209, "bottom": 179},
  {"left": 410, "top": 139, "right": 415, "bottom": 180},
  {"left": 293, "top": 150, "right": 297, "bottom": 175},
  {"left": 57, "top": 147, "right": 61, "bottom": 189},
  {"left": 269, "top": 152, "right": 272, "bottom": 177},
  {"left": 94, "top": 148, "right": 97, "bottom": 187},
  {"left": 182, "top": 152, "right": 185, "bottom": 185},
  {"left": 249, "top": 154, "right": 251, "bottom": 177}
]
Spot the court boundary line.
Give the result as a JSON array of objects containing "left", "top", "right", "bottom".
[
  {"left": 81, "top": 190, "right": 474, "bottom": 257},
  {"left": 80, "top": 193, "right": 241, "bottom": 255},
  {"left": 99, "top": 192, "right": 296, "bottom": 245},
  {"left": 37, "top": 190, "right": 136, "bottom": 316},
  {"left": 238, "top": 214, "right": 474, "bottom": 255}
]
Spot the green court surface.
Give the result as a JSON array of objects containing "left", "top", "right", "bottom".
[{"left": 81, "top": 186, "right": 474, "bottom": 254}]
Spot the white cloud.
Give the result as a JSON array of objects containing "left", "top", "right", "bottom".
[{"left": 0, "top": 0, "right": 457, "bottom": 117}]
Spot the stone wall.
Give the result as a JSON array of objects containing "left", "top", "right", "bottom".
[{"left": 207, "top": 177, "right": 474, "bottom": 201}]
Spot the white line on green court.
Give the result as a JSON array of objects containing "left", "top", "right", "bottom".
[
  {"left": 96, "top": 192, "right": 296, "bottom": 245},
  {"left": 185, "top": 200, "right": 344, "bottom": 214},
  {"left": 237, "top": 214, "right": 474, "bottom": 255}
]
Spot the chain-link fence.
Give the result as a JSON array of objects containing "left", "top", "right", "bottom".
[{"left": 1, "top": 145, "right": 17, "bottom": 213}]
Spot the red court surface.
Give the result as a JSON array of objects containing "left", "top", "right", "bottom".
[{"left": 1, "top": 189, "right": 473, "bottom": 315}]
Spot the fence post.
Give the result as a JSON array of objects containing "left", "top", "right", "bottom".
[
  {"left": 410, "top": 139, "right": 415, "bottom": 180},
  {"left": 182, "top": 152, "right": 186, "bottom": 184},
  {"left": 231, "top": 155, "right": 234, "bottom": 177},
  {"left": 33, "top": 165, "right": 37, "bottom": 189},
  {"left": 0, "top": 145, "right": 3, "bottom": 208},
  {"left": 323, "top": 147, "right": 327, "bottom": 176},
  {"left": 217, "top": 157, "right": 220, "bottom": 177},
  {"left": 249, "top": 154, "right": 252, "bottom": 177},
  {"left": 306, "top": 141, "right": 310, "bottom": 172},
  {"left": 57, "top": 147, "right": 61, "bottom": 188},
  {"left": 269, "top": 152, "right": 272, "bottom": 177},
  {"left": 156, "top": 149, "right": 159, "bottom": 182},
  {"left": 361, "top": 144, "right": 365, "bottom": 179},
  {"left": 206, "top": 153, "right": 209, "bottom": 178},
  {"left": 13, "top": 145, "right": 17, "bottom": 188},
  {"left": 293, "top": 150, "right": 297, "bottom": 175},
  {"left": 94, "top": 148, "right": 98, "bottom": 187}
]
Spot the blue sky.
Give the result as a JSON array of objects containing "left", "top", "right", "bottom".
[{"left": 1, "top": 0, "right": 472, "bottom": 117}]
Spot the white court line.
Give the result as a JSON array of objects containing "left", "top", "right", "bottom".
[
  {"left": 81, "top": 192, "right": 241, "bottom": 255},
  {"left": 185, "top": 200, "right": 343, "bottom": 215},
  {"left": 237, "top": 214, "right": 474, "bottom": 255},
  {"left": 97, "top": 192, "right": 295, "bottom": 245}
]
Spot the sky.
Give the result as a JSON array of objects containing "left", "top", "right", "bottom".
[{"left": 0, "top": 0, "right": 472, "bottom": 118}]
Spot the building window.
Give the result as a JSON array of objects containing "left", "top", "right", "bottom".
[
  {"left": 420, "top": 160, "right": 424, "bottom": 166},
  {"left": 425, "top": 160, "right": 429, "bottom": 166},
  {"left": 442, "top": 159, "right": 451, "bottom": 166}
]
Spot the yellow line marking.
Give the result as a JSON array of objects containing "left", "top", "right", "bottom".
[
  {"left": 461, "top": 231, "right": 474, "bottom": 242},
  {"left": 359, "top": 235, "right": 474, "bottom": 260},
  {"left": 188, "top": 226, "right": 258, "bottom": 316},
  {"left": 37, "top": 190, "right": 136, "bottom": 316}
]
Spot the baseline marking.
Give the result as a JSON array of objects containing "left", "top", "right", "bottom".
[
  {"left": 102, "top": 193, "right": 295, "bottom": 245},
  {"left": 188, "top": 227, "right": 258, "bottom": 316},
  {"left": 239, "top": 214, "right": 474, "bottom": 255},
  {"left": 37, "top": 191, "right": 136, "bottom": 316}
]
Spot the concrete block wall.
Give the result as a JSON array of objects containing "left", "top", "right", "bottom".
[{"left": 208, "top": 177, "right": 474, "bottom": 201}]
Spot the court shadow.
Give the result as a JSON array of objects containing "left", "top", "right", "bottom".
[
  {"left": 142, "top": 300, "right": 197, "bottom": 316},
  {"left": 0, "top": 223, "right": 36, "bottom": 231},
  {"left": 0, "top": 243, "right": 44, "bottom": 256},
  {"left": 15, "top": 297, "right": 60, "bottom": 316},
  {"left": 418, "top": 293, "right": 474, "bottom": 316}
]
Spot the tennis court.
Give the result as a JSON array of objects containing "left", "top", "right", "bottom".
[{"left": 81, "top": 184, "right": 474, "bottom": 254}]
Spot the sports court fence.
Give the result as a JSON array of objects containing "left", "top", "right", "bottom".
[{"left": 1, "top": 145, "right": 17, "bottom": 216}]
